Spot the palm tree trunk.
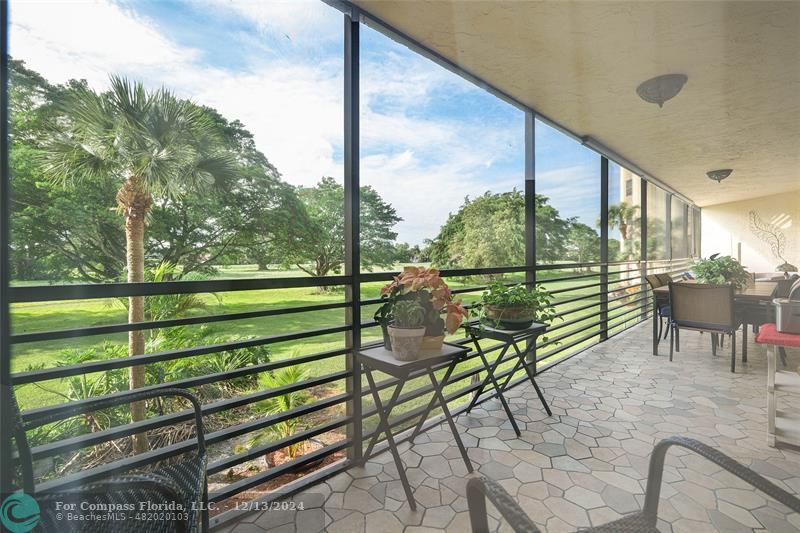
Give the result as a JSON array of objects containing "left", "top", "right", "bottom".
[
  {"left": 126, "top": 213, "right": 148, "bottom": 454},
  {"left": 119, "top": 178, "right": 152, "bottom": 455}
]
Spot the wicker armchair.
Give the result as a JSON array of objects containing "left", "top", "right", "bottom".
[
  {"left": 467, "top": 436, "right": 800, "bottom": 533},
  {"left": 8, "top": 387, "right": 208, "bottom": 533},
  {"left": 668, "top": 282, "right": 741, "bottom": 371},
  {"left": 655, "top": 273, "right": 673, "bottom": 286}
]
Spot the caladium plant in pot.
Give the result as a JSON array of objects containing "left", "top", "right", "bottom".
[
  {"left": 376, "top": 266, "right": 468, "bottom": 352},
  {"left": 387, "top": 300, "right": 426, "bottom": 361}
]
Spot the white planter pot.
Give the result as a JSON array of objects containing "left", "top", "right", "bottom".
[{"left": 387, "top": 326, "right": 426, "bottom": 361}]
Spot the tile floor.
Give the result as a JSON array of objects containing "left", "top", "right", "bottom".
[{"left": 231, "top": 323, "right": 800, "bottom": 532}]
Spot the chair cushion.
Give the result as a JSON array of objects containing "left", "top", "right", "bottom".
[
  {"left": 756, "top": 323, "right": 800, "bottom": 347},
  {"left": 673, "top": 320, "right": 733, "bottom": 332},
  {"left": 658, "top": 305, "right": 671, "bottom": 317}
]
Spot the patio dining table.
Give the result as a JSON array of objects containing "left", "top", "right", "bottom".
[{"left": 651, "top": 280, "right": 778, "bottom": 357}]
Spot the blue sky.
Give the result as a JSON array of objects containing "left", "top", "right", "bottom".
[{"left": 10, "top": 0, "right": 602, "bottom": 245}]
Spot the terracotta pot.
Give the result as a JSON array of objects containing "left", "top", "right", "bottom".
[
  {"left": 387, "top": 326, "right": 426, "bottom": 361},
  {"left": 484, "top": 304, "right": 536, "bottom": 330},
  {"left": 421, "top": 335, "right": 444, "bottom": 351}
]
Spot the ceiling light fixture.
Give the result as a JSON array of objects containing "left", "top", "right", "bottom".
[
  {"left": 636, "top": 74, "right": 688, "bottom": 107},
  {"left": 707, "top": 169, "right": 733, "bottom": 183}
]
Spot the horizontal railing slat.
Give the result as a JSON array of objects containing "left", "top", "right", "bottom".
[
  {"left": 12, "top": 301, "right": 348, "bottom": 344},
  {"left": 10, "top": 275, "right": 352, "bottom": 303}
]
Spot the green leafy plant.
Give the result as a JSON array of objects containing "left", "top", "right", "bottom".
[
  {"left": 391, "top": 300, "right": 426, "bottom": 328},
  {"left": 28, "top": 343, "right": 129, "bottom": 435},
  {"left": 693, "top": 254, "right": 750, "bottom": 289},
  {"left": 166, "top": 333, "right": 271, "bottom": 398},
  {"left": 249, "top": 366, "right": 311, "bottom": 462},
  {"left": 477, "top": 282, "right": 560, "bottom": 330}
]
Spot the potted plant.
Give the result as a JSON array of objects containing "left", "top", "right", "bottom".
[
  {"left": 478, "top": 282, "right": 558, "bottom": 331},
  {"left": 693, "top": 254, "right": 750, "bottom": 289},
  {"left": 377, "top": 266, "right": 468, "bottom": 352},
  {"left": 387, "top": 300, "right": 427, "bottom": 361}
]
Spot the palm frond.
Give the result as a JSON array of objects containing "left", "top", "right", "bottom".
[{"left": 40, "top": 75, "right": 242, "bottom": 203}]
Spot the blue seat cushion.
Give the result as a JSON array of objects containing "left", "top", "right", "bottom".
[{"left": 658, "top": 305, "right": 671, "bottom": 317}]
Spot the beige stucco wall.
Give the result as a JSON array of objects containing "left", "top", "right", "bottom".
[{"left": 701, "top": 191, "right": 800, "bottom": 273}]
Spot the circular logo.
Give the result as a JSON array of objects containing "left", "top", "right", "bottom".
[{"left": 0, "top": 493, "right": 40, "bottom": 533}]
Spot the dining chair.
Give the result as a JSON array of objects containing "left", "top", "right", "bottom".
[
  {"left": 655, "top": 273, "right": 673, "bottom": 286},
  {"left": 645, "top": 274, "right": 671, "bottom": 341},
  {"left": 668, "top": 282, "right": 740, "bottom": 372}
]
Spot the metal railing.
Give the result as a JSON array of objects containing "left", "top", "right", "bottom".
[{"left": 6, "top": 257, "right": 694, "bottom": 528}]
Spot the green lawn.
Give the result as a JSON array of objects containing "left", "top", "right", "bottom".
[{"left": 10, "top": 264, "right": 644, "bottom": 412}]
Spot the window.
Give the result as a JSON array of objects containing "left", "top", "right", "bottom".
[
  {"left": 360, "top": 24, "right": 525, "bottom": 272},
  {"left": 534, "top": 120, "right": 601, "bottom": 265},
  {"left": 646, "top": 182, "right": 668, "bottom": 260},
  {"left": 671, "top": 196, "right": 689, "bottom": 259},
  {"left": 608, "top": 162, "right": 642, "bottom": 262},
  {"left": 9, "top": 0, "right": 348, "bottom": 509}
]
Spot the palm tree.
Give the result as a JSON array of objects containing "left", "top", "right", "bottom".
[
  {"left": 606, "top": 202, "right": 640, "bottom": 241},
  {"left": 41, "top": 77, "right": 237, "bottom": 453}
]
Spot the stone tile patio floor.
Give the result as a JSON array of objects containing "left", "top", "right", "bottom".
[{"left": 231, "top": 323, "right": 800, "bottom": 533}]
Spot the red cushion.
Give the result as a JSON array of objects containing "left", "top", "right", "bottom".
[{"left": 755, "top": 323, "right": 800, "bottom": 347}]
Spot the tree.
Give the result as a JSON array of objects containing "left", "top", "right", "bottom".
[
  {"left": 291, "top": 177, "right": 401, "bottom": 278},
  {"left": 534, "top": 194, "right": 571, "bottom": 264},
  {"left": 40, "top": 77, "right": 238, "bottom": 453},
  {"left": 602, "top": 202, "right": 640, "bottom": 261},
  {"left": 606, "top": 202, "right": 640, "bottom": 241},
  {"left": 427, "top": 190, "right": 571, "bottom": 269},
  {"left": 564, "top": 222, "right": 600, "bottom": 265},
  {"left": 392, "top": 242, "right": 424, "bottom": 264}
]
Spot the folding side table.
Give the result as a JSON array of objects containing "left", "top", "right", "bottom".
[
  {"left": 358, "top": 342, "right": 474, "bottom": 510},
  {"left": 464, "top": 321, "right": 552, "bottom": 437}
]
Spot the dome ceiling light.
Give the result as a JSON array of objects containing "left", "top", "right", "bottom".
[
  {"left": 707, "top": 169, "right": 733, "bottom": 183},
  {"left": 636, "top": 74, "right": 688, "bottom": 107}
]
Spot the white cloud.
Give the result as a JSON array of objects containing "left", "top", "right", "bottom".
[
  {"left": 9, "top": 0, "right": 199, "bottom": 88},
  {"left": 9, "top": 0, "right": 527, "bottom": 244},
  {"left": 205, "top": 0, "right": 340, "bottom": 44},
  {"left": 193, "top": 62, "right": 344, "bottom": 186}
]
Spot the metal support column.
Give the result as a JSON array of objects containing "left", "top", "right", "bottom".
[
  {"left": 682, "top": 203, "right": 689, "bottom": 260},
  {"left": 524, "top": 111, "right": 536, "bottom": 363},
  {"left": 0, "top": 0, "right": 12, "bottom": 497},
  {"left": 665, "top": 193, "right": 672, "bottom": 265},
  {"left": 640, "top": 181, "right": 648, "bottom": 322},
  {"left": 599, "top": 157, "right": 609, "bottom": 341},
  {"left": 525, "top": 110, "right": 536, "bottom": 290},
  {"left": 343, "top": 7, "right": 362, "bottom": 463}
]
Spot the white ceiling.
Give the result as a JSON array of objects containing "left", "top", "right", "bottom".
[{"left": 353, "top": 0, "right": 800, "bottom": 207}]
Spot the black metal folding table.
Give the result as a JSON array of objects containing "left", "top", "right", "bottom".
[
  {"left": 358, "top": 342, "right": 474, "bottom": 510},
  {"left": 463, "top": 321, "right": 552, "bottom": 436}
]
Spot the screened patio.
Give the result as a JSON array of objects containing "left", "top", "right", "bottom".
[{"left": 1, "top": 1, "right": 799, "bottom": 532}]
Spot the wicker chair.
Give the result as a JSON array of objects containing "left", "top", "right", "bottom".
[
  {"left": 645, "top": 275, "right": 671, "bottom": 342},
  {"left": 668, "top": 282, "right": 741, "bottom": 372},
  {"left": 655, "top": 273, "right": 673, "bottom": 286},
  {"left": 8, "top": 387, "right": 208, "bottom": 533},
  {"left": 467, "top": 436, "right": 800, "bottom": 533}
]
